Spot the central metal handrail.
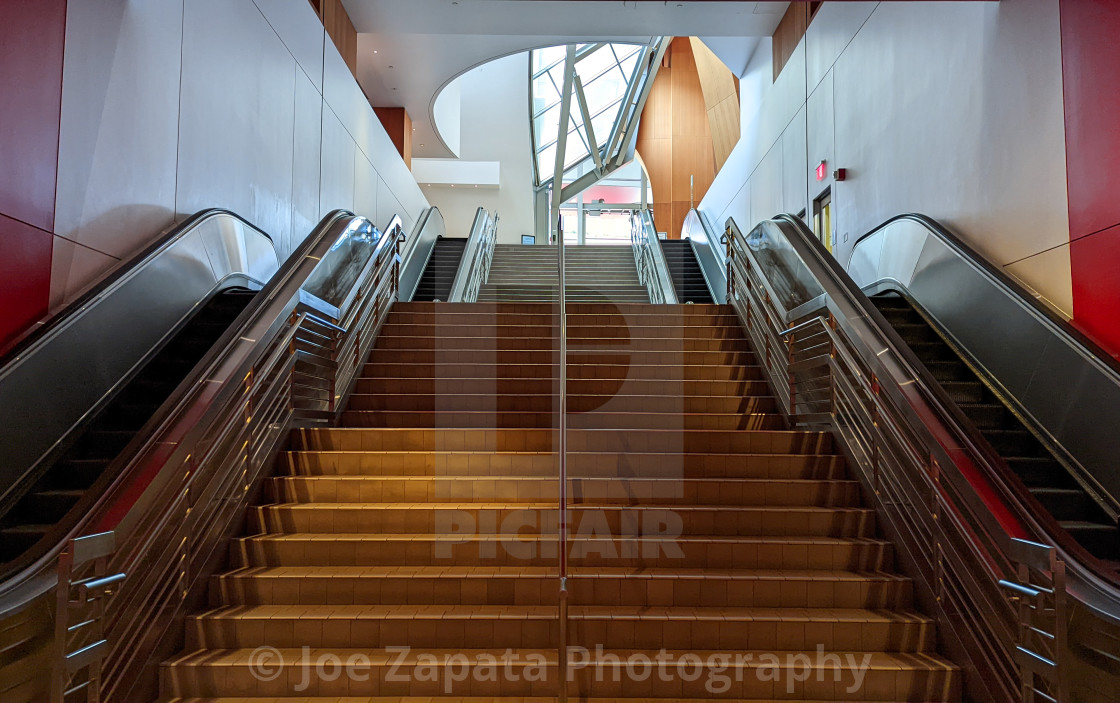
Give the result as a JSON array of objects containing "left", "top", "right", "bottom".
[
  {"left": 448, "top": 207, "right": 498, "bottom": 302},
  {"left": 23, "top": 209, "right": 407, "bottom": 702},
  {"left": 726, "top": 213, "right": 1120, "bottom": 703},
  {"left": 630, "top": 209, "right": 677, "bottom": 304}
]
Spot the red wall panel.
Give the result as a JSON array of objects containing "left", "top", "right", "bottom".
[
  {"left": 0, "top": 0, "right": 66, "bottom": 348},
  {"left": 1070, "top": 225, "right": 1120, "bottom": 360},
  {"left": 0, "top": 0, "right": 67, "bottom": 231},
  {"left": 1061, "top": 0, "right": 1120, "bottom": 356},
  {"left": 0, "top": 214, "right": 52, "bottom": 349}
]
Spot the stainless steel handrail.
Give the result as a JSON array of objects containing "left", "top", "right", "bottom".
[
  {"left": 399, "top": 206, "right": 446, "bottom": 301},
  {"left": 556, "top": 212, "right": 569, "bottom": 703},
  {"left": 681, "top": 207, "right": 726, "bottom": 303},
  {"left": 4, "top": 209, "right": 406, "bottom": 702},
  {"left": 629, "top": 209, "right": 677, "bottom": 304},
  {"left": 726, "top": 213, "right": 1120, "bottom": 703},
  {"left": 448, "top": 207, "right": 497, "bottom": 303}
]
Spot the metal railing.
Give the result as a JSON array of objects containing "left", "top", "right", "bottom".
[
  {"left": 29, "top": 210, "right": 406, "bottom": 702},
  {"left": 448, "top": 207, "right": 498, "bottom": 303},
  {"left": 725, "top": 214, "right": 1120, "bottom": 703},
  {"left": 630, "top": 209, "right": 677, "bottom": 304}
]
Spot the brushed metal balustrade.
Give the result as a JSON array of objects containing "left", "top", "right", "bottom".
[{"left": 726, "top": 214, "right": 1120, "bottom": 703}]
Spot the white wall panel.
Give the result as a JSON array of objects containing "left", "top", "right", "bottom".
[
  {"left": 320, "top": 107, "right": 357, "bottom": 216},
  {"left": 701, "top": 0, "right": 1072, "bottom": 313},
  {"left": 252, "top": 0, "right": 325, "bottom": 91},
  {"left": 177, "top": 0, "right": 297, "bottom": 246},
  {"left": 54, "top": 0, "right": 182, "bottom": 259},
  {"left": 354, "top": 153, "right": 378, "bottom": 221},
  {"left": 49, "top": 237, "right": 119, "bottom": 311},
  {"left": 805, "top": 69, "right": 834, "bottom": 197},
  {"left": 804, "top": 1, "right": 878, "bottom": 93},
  {"left": 750, "top": 145, "right": 783, "bottom": 225},
  {"left": 782, "top": 108, "right": 808, "bottom": 216},
  {"left": 1005, "top": 245, "right": 1073, "bottom": 316},
  {"left": 49, "top": 0, "right": 426, "bottom": 304},
  {"left": 291, "top": 66, "right": 323, "bottom": 256}
]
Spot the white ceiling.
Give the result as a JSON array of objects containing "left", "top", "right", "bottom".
[{"left": 341, "top": 1, "right": 788, "bottom": 158}]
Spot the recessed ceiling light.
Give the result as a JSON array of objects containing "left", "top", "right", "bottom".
[{"left": 373, "top": 50, "right": 378, "bottom": 54}]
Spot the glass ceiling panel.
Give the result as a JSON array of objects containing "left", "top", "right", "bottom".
[{"left": 531, "top": 42, "right": 646, "bottom": 184}]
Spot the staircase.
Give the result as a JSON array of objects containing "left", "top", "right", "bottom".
[
  {"left": 412, "top": 237, "right": 467, "bottom": 302},
  {"left": 161, "top": 302, "right": 960, "bottom": 701},
  {"left": 660, "top": 238, "right": 715, "bottom": 304},
  {"left": 478, "top": 244, "right": 650, "bottom": 303}
]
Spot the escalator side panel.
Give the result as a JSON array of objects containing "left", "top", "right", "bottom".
[
  {"left": 849, "top": 216, "right": 1120, "bottom": 517},
  {"left": 870, "top": 291, "right": 1119, "bottom": 563},
  {"left": 0, "top": 289, "right": 258, "bottom": 566},
  {"left": 0, "top": 212, "right": 278, "bottom": 508}
]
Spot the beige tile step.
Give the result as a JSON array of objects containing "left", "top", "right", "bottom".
[
  {"left": 231, "top": 534, "right": 891, "bottom": 570},
  {"left": 350, "top": 378, "right": 774, "bottom": 398},
  {"left": 357, "top": 363, "right": 764, "bottom": 381},
  {"left": 186, "top": 605, "right": 936, "bottom": 652},
  {"left": 160, "top": 647, "right": 958, "bottom": 699},
  {"left": 266, "top": 476, "right": 861, "bottom": 507},
  {"left": 343, "top": 393, "right": 778, "bottom": 414},
  {"left": 279, "top": 450, "right": 845, "bottom": 480},
  {"left": 248, "top": 504, "right": 876, "bottom": 538},
  {"left": 337, "top": 411, "right": 786, "bottom": 431},
  {"left": 162, "top": 699, "right": 944, "bottom": 703},
  {"left": 365, "top": 348, "right": 757, "bottom": 365},
  {"left": 289, "top": 428, "right": 833, "bottom": 454},
  {"left": 212, "top": 566, "right": 912, "bottom": 609}
]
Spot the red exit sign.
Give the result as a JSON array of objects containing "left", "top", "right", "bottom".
[{"left": 816, "top": 160, "right": 827, "bottom": 181}]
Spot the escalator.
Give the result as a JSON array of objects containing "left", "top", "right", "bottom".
[
  {"left": 659, "top": 238, "right": 714, "bottom": 303},
  {"left": 0, "top": 209, "right": 279, "bottom": 579},
  {"left": 411, "top": 236, "right": 467, "bottom": 301},
  {"left": 868, "top": 291, "right": 1120, "bottom": 562},
  {"left": 0, "top": 288, "right": 256, "bottom": 563}
]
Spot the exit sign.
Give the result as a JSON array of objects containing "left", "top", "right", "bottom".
[{"left": 816, "top": 161, "right": 827, "bottom": 181}]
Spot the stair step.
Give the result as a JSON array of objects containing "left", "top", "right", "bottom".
[
  {"left": 231, "top": 534, "right": 892, "bottom": 569},
  {"left": 161, "top": 647, "right": 958, "bottom": 699},
  {"left": 266, "top": 476, "right": 861, "bottom": 506},
  {"left": 187, "top": 604, "right": 936, "bottom": 651},
  {"left": 212, "top": 566, "right": 912, "bottom": 608}
]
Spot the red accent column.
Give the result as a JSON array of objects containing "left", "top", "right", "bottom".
[
  {"left": 1062, "top": 0, "right": 1120, "bottom": 358},
  {"left": 0, "top": 0, "right": 67, "bottom": 348}
]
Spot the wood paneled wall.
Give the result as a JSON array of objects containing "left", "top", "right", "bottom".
[
  {"left": 689, "top": 37, "right": 740, "bottom": 173},
  {"left": 314, "top": 0, "right": 357, "bottom": 77},
  {"left": 636, "top": 37, "right": 718, "bottom": 239},
  {"left": 773, "top": 2, "right": 822, "bottom": 80},
  {"left": 374, "top": 107, "right": 413, "bottom": 169}
]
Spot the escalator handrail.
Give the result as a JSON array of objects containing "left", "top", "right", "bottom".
[
  {"left": 682, "top": 208, "right": 727, "bottom": 303},
  {"left": 630, "top": 209, "right": 677, "bottom": 304},
  {"left": 5, "top": 209, "right": 405, "bottom": 702},
  {"left": 0, "top": 209, "right": 273, "bottom": 361},
  {"left": 727, "top": 212, "right": 1120, "bottom": 700},
  {"left": 448, "top": 207, "right": 497, "bottom": 303},
  {"left": 399, "top": 206, "right": 446, "bottom": 302}
]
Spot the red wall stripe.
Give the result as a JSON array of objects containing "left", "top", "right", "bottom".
[
  {"left": 0, "top": 214, "right": 53, "bottom": 348},
  {"left": 1061, "top": 0, "right": 1120, "bottom": 358},
  {"left": 0, "top": 0, "right": 67, "bottom": 348}
]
